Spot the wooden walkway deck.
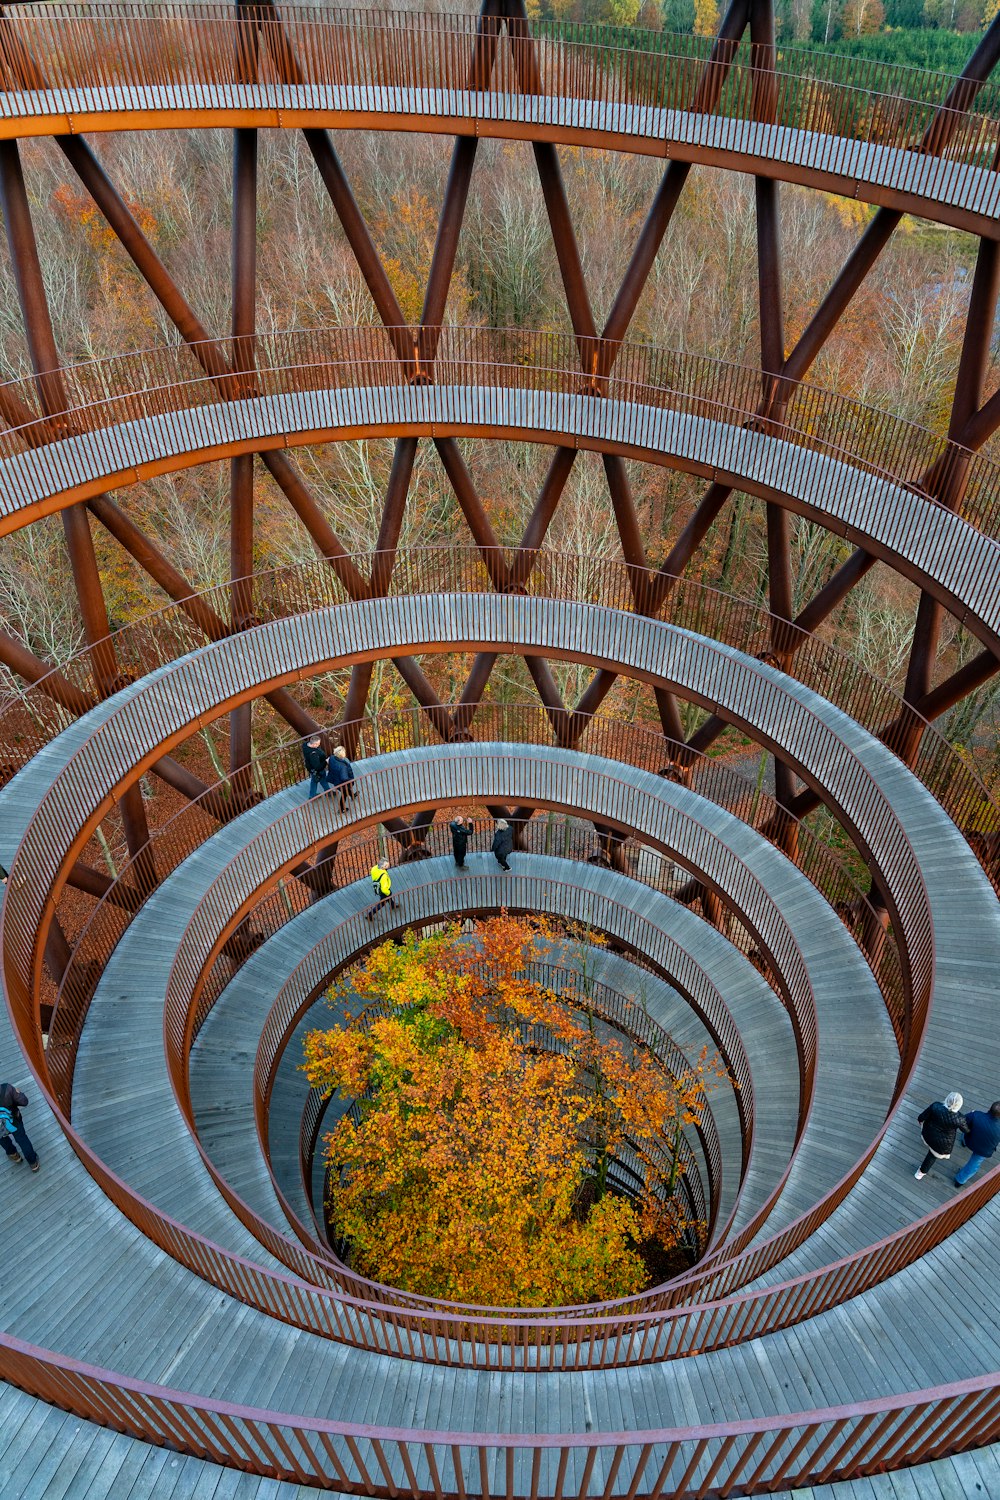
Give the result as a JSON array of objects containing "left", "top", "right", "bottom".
[
  {"left": 0, "top": 387, "right": 996, "bottom": 654},
  {"left": 0, "top": 78, "right": 995, "bottom": 236},
  {"left": 1, "top": 602, "right": 999, "bottom": 1492}
]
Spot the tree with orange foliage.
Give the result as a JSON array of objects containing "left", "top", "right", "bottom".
[{"left": 303, "top": 916, "right": 722, "bottom": 1307}]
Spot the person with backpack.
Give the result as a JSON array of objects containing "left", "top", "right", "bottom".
[
  {"left": 302, "top": 735, "right": 330, "bottom": 799},
  {"left": 955, "top": 1101, "right": 1000, "bottom": 1186},
  {"left": 367, "top": 863, "right": 397, "bottom": 920},
  {"left": 450, "top": 814, "right": 472, "bottom": 869},
  {"left": 914, "top": 1092, "right": 967, "bottom": 1179},
  {"left": 491, "top": 818, "right": 514, "bottom": 872},
  {"left": 327, "top": 745, "right": 357, "bottom": 813},
  {"left": 0, "top": 1082, "right": 39, "bottom": 1171}
]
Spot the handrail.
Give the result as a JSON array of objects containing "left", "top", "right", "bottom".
[
  {"left": 0, "top": 554, "right": 993, "bottom": 891},
  {"left": 4, "top": 1312, "right": 1000, "bottom": 1492},
  {"left": 0, "top": 326, "right": 990, "bottom": 531},
  {"left": 0, "top": 6, "right": 998, "bottom": 228},
  {"left": 0, "top": 332, "right": 996, "bottom": 653},
  {"left": 47, "top": 702, "right": 900, "bottom": 1108}
]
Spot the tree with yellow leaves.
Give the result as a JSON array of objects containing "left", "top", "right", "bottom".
[{"left": 303, "top": 916, "right": 722, "bottom": 1307}]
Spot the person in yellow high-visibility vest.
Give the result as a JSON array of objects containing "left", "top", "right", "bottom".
[{"left": 367, "top": 863, "right": 398, "bottom": 921}]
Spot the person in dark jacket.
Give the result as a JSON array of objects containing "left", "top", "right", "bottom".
[
  {"left": 914, "top": 1092, "right": 967, "bottom": 1179},
  {"left": 450, "top": 814, "right": 471, "bottom": 869},
  {"left": 955, "top": 1101, "right": 1000, "bottom": 1186},
  {"left": 302, "top": 735, "right": 329, "bottom": 799},
  {"left": 327, "top": 746, "right": 357, "bottom": 812},
  {"left": 0, "top": 1082, "right": 39, "bottom": 1171},
  {"left": 491, "top": 818, "right": 513, "bottom": 872}
]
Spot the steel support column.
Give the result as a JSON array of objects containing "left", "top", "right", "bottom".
[
  {"left": 230, "top": 13, "right": 258, "bottom": 796},
  {"left": 898, "top": 237, "right": 1000, "bottom": 763}
]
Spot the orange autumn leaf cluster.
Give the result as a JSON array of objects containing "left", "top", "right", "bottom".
[{"left": 303, "top": 917, "right": 722, "bottom": 1308}]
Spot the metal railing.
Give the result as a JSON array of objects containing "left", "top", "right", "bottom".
[
  {"left": 42, "top": 702, "right": 900, "bottom": 1109},
  {"left": 0, "top": 327, "right": 996, "bottom": 551},
  {"left": 0, "top": 5, "right": 998, "bottom": 224},
  {"left": 0, "top": 552, "right": 993, "bottom": 877},
  {"left": 3, "top": 1327, "right": 1000, "bottom": 1493}
]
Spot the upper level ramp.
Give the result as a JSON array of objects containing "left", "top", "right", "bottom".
[{"left": 1, "top": 5, "right": 999, "bottom": 235}]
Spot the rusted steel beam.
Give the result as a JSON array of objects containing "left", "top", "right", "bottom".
[
  {"left": 67, "top": 860, "right": 144, "bottom": 911},
  {"left": 915, "top": 649, "right": 999, "bottom": 722},
  {"left": 304, "top": 129, "right": 409, "bottom": 358},
  {"left": 753, "top": 4, "right": 798, "bottom": 860},
  {"left": 433, "top": 439, "right": 509, "bottom": 593},
  {"left": 84, "top": 493, "right": 320, "bottom": 741},
  {"left": 56, "top": 128, "right": 368, "bottom": 606},
  {"left": 601, "top": 0, "right": 750, "bottom": 353},
  {"left": 603, "top": 454, "right": 650, "bottom": 610},
  {"left": 146, "top": 752, "right": 231, "bottom": 824},
  {"left": 922, "top": 12, "right": 1000, "bottom": 156},
  {"left": 338, "top": 661, "right": 373, "bottom": 761},
  {"left": 230, "top": 57, "right": 258, "bottom": 791},
  {"left": 257, "top": 455, "right": 370, "bottom": 599},
  {"left": 897, "top": 238, "right": 1000, "bottom": 761},
  {"left": 419, "top": 1, "right": 503, "bottom": 351},
  {"left": 0, "top": 628, "right": 93, "bottom": 717},
  {"left": 56, "top": 135, "right": 230, "bottom": 375}
]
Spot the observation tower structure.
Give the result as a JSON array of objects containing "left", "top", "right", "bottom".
[{"left": 0, "top": 1, "right": 999, "bottom": 1495}]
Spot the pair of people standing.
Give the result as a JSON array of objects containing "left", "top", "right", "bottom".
[
  {"left": 449, "top": 815, "right": 514, "bottom": 871},
  {"left": 302, "top": 738, "right": 356, "bottom": 810},
  {"left": 915, "top": 1094, "right": 1000, "bottom": 1185}
]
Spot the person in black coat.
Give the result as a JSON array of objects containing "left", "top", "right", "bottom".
[
  {"left": 914, "top": 1092, "right": 967, "bottom": 1179},
  {"left": 450, "top": 814, "right": 471, "bottom": 869},
  {"left": 0, "top": 1081, "right": 39, "bottom": 1171},
  {"left": 327, "top": 746, "right": 357, "bottom": 812},
  {"left": 302, "top": 735, "right": 329, "bottom": 799},
  {"left": 955, "top": 1101, "right": 1000, "bottom": 1186},
  {"left": 491, "top": 818, "right": 513, "bottom": 872}
]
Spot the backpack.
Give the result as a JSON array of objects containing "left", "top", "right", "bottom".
[
  {"left": 371, "top": 865, "right": 391, "bottom": 897},
  {"left": 0, "top": 1105, "right": 15, "bottom": 1137}
]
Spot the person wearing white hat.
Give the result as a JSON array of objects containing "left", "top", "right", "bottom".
[{"left": 914, "top": 1092, "right": 967, "bottom": 1180}]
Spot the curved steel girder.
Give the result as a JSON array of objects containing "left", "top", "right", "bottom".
[
  {"left": 4, "top": 103, "right": 999, "bottom": 241},
  {"left": 1, "top": 389, "right": 996, "bottom": 656}
]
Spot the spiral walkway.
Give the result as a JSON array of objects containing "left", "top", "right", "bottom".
[{"left": 1, "top": 1, "right": 1000, "bottom": 1494}]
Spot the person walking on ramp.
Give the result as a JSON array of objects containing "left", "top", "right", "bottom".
[
  {"left": 367, "top": 863, "right": 398, "bottom": 920},
  {"left": 328, "top": 745, "right": 357, "bottom": 813},
  {"left": 955, "top": 1101, "right": 1000, "bottom": 1186},
  {"left": 0, "top": 1082, "right": 39, "bottom": 1171},
  {"left": 914, "top": 1092, "right": 967, "bottom": 1179},
  {"left": 450, "top": 814, "right": 472, "bottom": 869},
  {"left": 491, "top": 818, "right": 514, "bottom": 872},
  {"left": 302, "top": 735, "right": 329, "bottom": 799}
]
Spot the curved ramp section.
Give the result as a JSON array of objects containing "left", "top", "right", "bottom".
[
  {"left": 0, "top": 6, "right": 998, "bottom": 233},
  {"left": 0, "top": 335, "right": 997, "bottom": 648}
]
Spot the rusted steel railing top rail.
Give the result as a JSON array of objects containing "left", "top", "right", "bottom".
[
  {"left": 0, "top": 6, "right": 998, "bottom": 231},
  {"left": 3, "top": 1322, "right": 1000, "bottom": 1494}
]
